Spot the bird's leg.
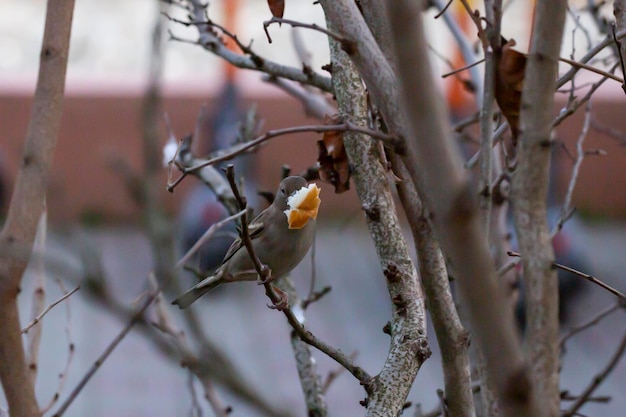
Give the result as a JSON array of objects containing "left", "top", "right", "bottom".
[
  {"left": 267, "top": 285, "right": 289, "bottom": 311},
  {"left": 256, "top": 264, "right": 273, "bottom": 285}
]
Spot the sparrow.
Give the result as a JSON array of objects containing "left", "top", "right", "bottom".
[{"left": 172, "top": 176, "right": 320, "bottom": 309}]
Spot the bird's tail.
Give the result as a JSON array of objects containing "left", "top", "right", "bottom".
[{"left": 171, "top": 273, "right": 224, "bottom": 309}]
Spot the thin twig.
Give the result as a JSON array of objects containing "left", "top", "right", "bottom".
[
  {"left": 165, "top": 2, "right": 333, "bottom": 92},
  {"left": 507, "top": 251, "right": 626, "bottom": 301},
  {"left": 497, "top": 258, "right": 520, "bottom": 277},
  {"left": 263, "top": 17, "right": 349, "bottom": 46},
  {"left": 612, "top": 23, "right": 626, "bottom": 95},
  {"left": 180, "top": 123, "right": 400, "bottom": 179},
  {"left": 464, "top": 122, "right": 509, "bottom": 169},
  {"left": 25, "top": 209, "right": 48, "bottom": 386},
  {"left": 262, "top": 75, "right": 335, "bottom": 119},
  {"left": 176, "top": 209, "right": 246, "bottom": 268},
  {"left": 457, "top": 0, "right": 487, "bottom": 47},
  {"left": 556, "top": 27, "right": 626, "bottom": 89},
  {"left": 563, "top": 330, "right": 626, "bottom": 417},
  {"left": 560, "top": 390, "right": 610, "bottom": 404},
  {"left": 52, "top": 288, "right": 159, "bottom": 417},
  {"left": 223, "top": 166, "right": 371, "bottom": 384},
  {"left": 441, "top": 58, "right": 486, "bottom": 79},
  {"left": 452, "top": 112, "right": 480, "bottom": 132},
  {"left": 552, "top": 63, "right": 618, "bottom": 128},
  {"left": 149, "top": 276, "right": 232, "bottom": 417},
  {"left": 434, "top": 0, "right": 454, "bottom": 19},
  {"left": 558, "top": 56, "right": 624, "bottom": 83},
  {"left": 432, "top": 0, "right": 483, "bottom": 95},
  {"left": 321, "top": 351, "right": 358, "bottom": 394},
  {"left": 554, "top": 262, "right": 626, "bottom": 301},
  {"left": 436, "top": 389, "right": 450, "bottom": 417},
  {"left": 305, "top": 231, "right": 318, "bottom": 307},
  {"left": 186, "top": 371, "right": 202, "bottom": 417},
  {"left": 302, "top": 286, "right": 332, "bottom": 310},
  {"left": 554, "top": 102, "right": 592, "bottom": 234},
  {"left": 22, "top": 286, "right": 81, "bottom": 334},
  {"left": 223, "top": 165, "right": 271, "bottom": 282},
  {"left": 559, "top": 302, "right": 623, "bottom": 350},
  {"left": 590, "top": 117, "right": 626, "bottom": 146},
  {"left": 40, "top": 279, "right": 77, "bottom": 414}
]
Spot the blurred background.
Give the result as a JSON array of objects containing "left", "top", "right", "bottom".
[{"left": 0, "top": 0, "right": 625, "bottom": 416}]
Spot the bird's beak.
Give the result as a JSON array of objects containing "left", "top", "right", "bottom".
[{"left": 284, "top": 184, "right": 321, "bottom": 229}]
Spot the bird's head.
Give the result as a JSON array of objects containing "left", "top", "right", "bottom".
[{"left": 276, "top": 176, "right": 321, "bottom": 229}]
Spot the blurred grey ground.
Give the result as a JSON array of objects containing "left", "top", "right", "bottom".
[{"left": 7, "top": 219, "right": 626, "bottom": 417}]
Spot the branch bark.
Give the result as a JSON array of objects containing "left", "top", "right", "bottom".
[
  {"left": 0, "top": 1, "right": 75, "bottom": 416},
  {"left": 183, "top": 0, "right": 332, "bottom": 92},
  {"left": 276, "top": 278, "right": 327, "bottom": 417},
  {"left": 320, "top": 5, "right": 430, "bottom": 416},
  {"left": 511, "top": 2, "right": 566, "bottom": 417},
  {"left": 319, "top": 2, "right": 534, "bottom": 414},
  {"left": 394, "top": 158, "right": 476, "bottom": 417},
  {"left": 383, "top": 2, "right": 541, "bottom": 417},
  {"left": 356, "top": 2, "right": 475, "bottom": 415},
  {"left": 614, "top": 0, "right": 626, "bottom": 90}
]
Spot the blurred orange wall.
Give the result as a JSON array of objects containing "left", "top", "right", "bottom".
[{"left": 0, "top": 88, "right": 624, "bottom": 222}]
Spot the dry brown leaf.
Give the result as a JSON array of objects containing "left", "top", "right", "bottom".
[
  {"left": 495, "top": 39, "right": 527, "bottom": 144},
  {"left": 317, "top": 114, "right": 350, "bottom": 193},
  {"left": 267, "top": 0, "right": 285, "bottom": 18}
]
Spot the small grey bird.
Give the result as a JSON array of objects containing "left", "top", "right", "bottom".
[{"left": 172, "top": 176, "right": 320, "bottom": 309}]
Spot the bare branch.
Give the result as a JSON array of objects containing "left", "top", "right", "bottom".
[
  {"left": 558, "top": 56, "right": 624, "bottom": 83},
  {"left": 510, "top": 3, "right": 567, "bottom": 415},
  {"left": 173, "top": 122, "right": 401, "bottom": 189},
  {"left": 169, "top": 1, "right": 333, "bottom": 92},
  {"left": 52, "top": 288, "right": 159, "bottom": 417},
  {"left": 176, "top": 209, "right": 246, "bottom": 268},
  {"left": 186, "top": 372, "right": 203, "bottom": 417},
  {"left": 0, "top": 1, "right": 75, "bottom": 416},
  {"left": 321, "top": 4, "right": 431, "bottom": 415},
  {"left": 263, "top": 17, "right": 349, "bottom": 46},
  {"left": 263, "top": 76, "right": 336, "bottom": 119},
  {"left": 507, "top": 251, "right": 626, "bottom": 302},
  {"left": 432, "top": 0, "right": 484, "bottom": 94},
  {"left": 563, "top": 330, "right": 626, "bottom": 417},
  {"left": 321, "top": 351, "right": 358, "bottom": 394},
  {"left": 552, "top": 63, "right": 618, "bottom": 129},
  {"left": 223, "top": 166, "right": 371, "bottom": 384},
  {"left": 559, "top": 302, "right": 623, "bottom": 350},
  {"left": 25, "top": 210, "right": 48, "bottom": 386},
  {"left": 556, "top": 27, "right": 626, "bottom": 89},
  {"left": 276, "top": 277, "right": 328, "bottom": 417},
  {"left": 613, "top": 0, "right": 626, "bottom": 93},
  {"left": 441, "top": 58, "right": 486, "bottom": 79},
  {"left": 393, "top": 157, "right": 475, "bottom": 417},
  {"left": 40, "top": 278, "right": 77, "bottom": 414},
  {"left": 22, "top": 286, "right": 80, "bottom": 334},
  {"left": 167, "top": 122, "right": 238, "bottom": 213},
  {"left": 555, "top": 102, "right": 592, "bottom": 232},
  {"left": 384, "top": 1, "right": 538, "bottom": 416},
  {"left": 150, "top": 279, "right": 232, "bottom": 417}
]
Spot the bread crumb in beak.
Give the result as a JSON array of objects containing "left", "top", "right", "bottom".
[{"left": 284, "top": 184, "right": 321, "bottom": 229}]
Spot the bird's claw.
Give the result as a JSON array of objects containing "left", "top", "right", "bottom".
[{"left": 267, "top": 286, "right": 289, "bottom": 311}]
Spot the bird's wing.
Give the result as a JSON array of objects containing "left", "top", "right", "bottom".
[{"left": 221, "top": 210, "right": 267, "bottom": 262}]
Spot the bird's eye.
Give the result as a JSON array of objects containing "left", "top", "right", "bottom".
[{"left": 280, "top": 187, "right": 286, "bottom": 194}]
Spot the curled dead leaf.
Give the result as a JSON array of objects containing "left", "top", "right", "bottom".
[
  {"left": 317, "top": 114, "right": 350, "bottom": 193},
  {"left": 267, "top": 0, "right": 285, "bottom": 18},
  {"left": 495, "top": 39, "right": 527, "bottom": 144}
]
